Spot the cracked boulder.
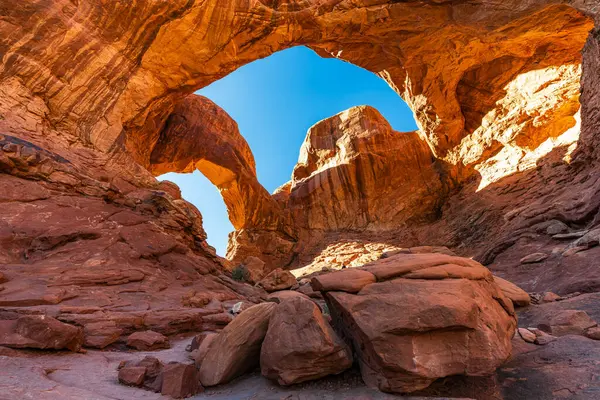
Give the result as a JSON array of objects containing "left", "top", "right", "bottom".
[
  {"left": 260, "top": 296, "right": 352, "bottom": 385},
  {"left": 316, "top": 253, "right": 517, "bottom": 393}
]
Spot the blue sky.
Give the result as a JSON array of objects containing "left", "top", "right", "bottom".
[{"left": 160, "top": 46, "right": 417, "bottom": 256}]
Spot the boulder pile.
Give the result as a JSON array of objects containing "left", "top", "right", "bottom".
[{"left": 187, "top": 252, "right": 518, "bottom": 395}]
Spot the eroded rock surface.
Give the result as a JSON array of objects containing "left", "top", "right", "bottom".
[
  {"left": 199, "top": 302, "right": 276, "bottom": 387},
  {"left": 261, "top": 296, "right": 352, "bottom": 385},
  {"left": 316, "top": 253, "right": 517, "bottom": 393}
]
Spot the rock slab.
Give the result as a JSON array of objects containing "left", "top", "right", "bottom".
[{"left": 261, "top": 296, "right": 352, "bottom": 385}]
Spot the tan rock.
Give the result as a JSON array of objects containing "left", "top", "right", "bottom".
[
  {"left": 541, "top": 292, "right": 561, "bottom": 303},
  {"left": 585, "top": 326, "right": 600, "bottom": 340},
  {"left": 199, "top": 303, "right": 276, "bottom": 386},
  {"left": 257, "top": 269, "right": 297, "bottom": 293},
  {"left": 518, "top": 328, "right": 537, "bottom": 344},
  {"left": 126, "top": 330, "right": 170, "bottom": 351},
  {"left": 261, "top": 296, "right": 352, "bottom": 385},
  {"left": 493, "top": 276, "right": 531, "bottom": 307},
  {"left": 562, "top": 246, "right": 587, "bottom": 257},
  {"left": 520, "top": 253, "right": 549, "bottom": 264},
  {"left": 311, "top": 269, "right": 376, "bottom": 293}
]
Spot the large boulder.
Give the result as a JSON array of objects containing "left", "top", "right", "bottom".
[
  {"left": 0, "top": 315, "right": 84, "bottom": 352},
  {"left": 318, "top": 253, "right": 517, "bottom": 393},
  {"left": 257, "top": 269, "right": 297, "bottom": 292},
  {"left": 199, "top": 302, "right": 276, "bottom": 386},
  {"left": 260, "top": 296, "right": 352, "bottom": 385}
]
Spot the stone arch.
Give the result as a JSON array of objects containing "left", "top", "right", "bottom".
[{"left": 1, "top": 0, "right": 597, "bottom": 269}]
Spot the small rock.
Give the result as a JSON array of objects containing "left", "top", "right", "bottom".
[
  {"left": 257, "top": 269, "right": 297, "bottom": 292},
  {"left": 585, "top": 327, "right": 600, "bottom": 340},
  {"left": 117, "top": 356, "right": 164, "bottom": 393},
  {"left": 546, "top": 221, "right": 568, "bottom": 235},
  {"left": 136, "top": 356, "right": 164, "bottom": 392},
  {"left": 518, "top": 328, "right": 536, "bottom": 343},
  {"left": 161, "top": 362, "right": 202, "bottom": 398},
  {"left": 527, "top": 328, "right": 557, "bottom": 345},
  {"left": 541, "top": 292, "right": 561, "bottom": 303},
  {"left": 542, "top": 310, "right": 597, "bottom": 336},
  {"left": 118, "top": 366, "right": 146, "bottom": 387},
  {"left": 553, "top": 231, "right": 588, "bottom": 240},
  {"left": 126, "top": 330, "right": 170, "bottom": 351},
  {"left": 520, "top": 253, "right": 548, "bottom": 264},
  {"left": 562, "top": 246, "right": 587, "bottom": 257},
  {"left": 0, "top": 272, "right": 7, "bottom": 283}
]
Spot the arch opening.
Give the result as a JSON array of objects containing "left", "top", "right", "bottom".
[
  {"left": 132, "top": 3, "right": 594, "bottom": 270},
  {"left": 156, "top": 46, "right": 418, "bottom": 256}
]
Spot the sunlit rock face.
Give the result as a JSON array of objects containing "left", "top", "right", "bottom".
[
  {"left": 148, "top": 95, "right": 287, "bottom": 233},
  {"left": 0, "top": 1, "right": 592, "bottom": 167},
  {"left": 226, "top": 106, "right": 444, "bottom": 268},
  {"left": 286, "top": 106, "right": 442, "bottom": 231},
  {"left": 0, "top": 1, "right": 599, "bottom": 285}
]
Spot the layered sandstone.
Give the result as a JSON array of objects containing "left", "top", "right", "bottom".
[
  {"left": 314, "top": 253, "right": 517, "bottom": 393},
  {"left": 1, "top": 0, "right": 595, "bottom": 272},
  {"left": 227, "top": 106, "right": 444, "bottom": 268}
]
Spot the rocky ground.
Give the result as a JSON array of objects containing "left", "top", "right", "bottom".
[{"left": 2, "top": 286, "right": 599, "bottom": 400}]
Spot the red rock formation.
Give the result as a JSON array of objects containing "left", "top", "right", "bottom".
[
  {"left": 1, "top": 1, "right": 600, "bottom": 396},
  {"left": 0, "top": 134, "right": 266, "bottom": 349},
  {"left": 149, "top": 95, "right": 286, "bottom": 233},
  {"left": 315, "top": 253, "right": 517, "bottom": 393}
]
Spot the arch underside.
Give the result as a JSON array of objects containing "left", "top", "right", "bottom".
[{"left": 0, "top": 0, "right": 598, "bottom": 271}]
